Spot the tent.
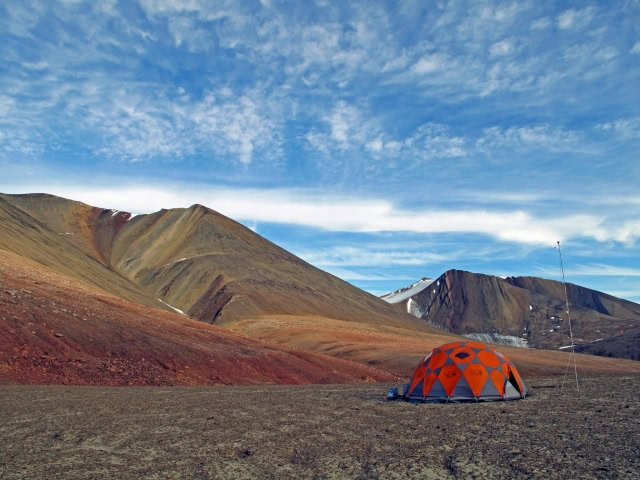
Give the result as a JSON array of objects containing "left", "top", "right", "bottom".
[{"left": 405, "top": 341, "right": 527, "bottom": 402}]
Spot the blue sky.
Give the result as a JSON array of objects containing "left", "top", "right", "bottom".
[{"left": 1, "top": 0, "right": 640, "bottom": 301}]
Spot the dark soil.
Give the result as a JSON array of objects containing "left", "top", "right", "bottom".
[{"left": 1, "top": 375, "right": 638, "bottom": 479}]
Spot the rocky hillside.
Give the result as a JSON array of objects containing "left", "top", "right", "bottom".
[{"left": 382, "top": 269, "right": 640, "bottom": 358}]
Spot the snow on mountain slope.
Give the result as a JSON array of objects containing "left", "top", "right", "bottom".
[{"left": 380, "top": 277, "right": 435, "bottom": 304}]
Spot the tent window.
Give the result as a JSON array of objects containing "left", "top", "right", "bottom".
[{"left": 454, "top": 351, "right": 470, "bottom": 360}]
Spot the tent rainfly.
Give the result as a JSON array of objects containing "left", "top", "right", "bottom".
[{"left": 405, "top": 341, "right": 527, "bottom": 402}]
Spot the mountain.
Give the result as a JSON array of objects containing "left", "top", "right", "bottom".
[
  {"left": 0, "top": 193, "right": 427, "bottom": 331},
  {"left": 382, "top": 269, "right": 640, "bottom": 359}
]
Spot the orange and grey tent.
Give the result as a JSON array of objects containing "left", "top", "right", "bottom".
[{"left": 406, "top": 341, "right": 527, "bottom": 402}]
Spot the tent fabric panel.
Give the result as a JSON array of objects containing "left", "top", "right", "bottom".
[
  {"left": 422, "top": 371, "right": 438, "bottom": 397},
  {"left": 425, "top": 377, "right": 448, "bottom": 399},
  {"left": 406, "top": 378, "right": 424, "bottom": 398},
  {"left": 451, "top": 346, "right": 476, "bottom": 364},
  {"left": 479, "top": 376, "right": 502, "bottom": 397},
  {"left": 451, "top": 376, "right": 475, "bottom": 399},
  {"left": 437, "top": 364, "right": 462, "bottom": 396},
  {"left": 422, "top": 352, "right": 433, "bottom": 365},
  {"left": 428, "top": 350, "right": 449, "bottom": 370},
  {"left": 409, "top": 365, "right": 426, "bottom": 392},
  {"left": 489, "top": 369, "right": 506, "bottom": 395},
  {"left": 462, "top": 364, "right": 489, "bottom": 397},
  {"left": 504, "top": 380, "right": 521, "bottom": 399},
  {"left": 477, "top": 349, "right": 501, "bottom": 369}
]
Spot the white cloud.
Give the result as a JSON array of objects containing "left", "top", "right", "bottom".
[
  {"left": 631, "top": 42, "right": 640, "bottom": 54},
  {"left": 477, "top": 124, "right": 584, "bottom": 152},
  {"left": 366, "top": 138, "right": 383, "bottom": 152},
  {"left": 490, "top": 39, "right": 514, "bottom": 56},
  {"left": 296, "top": 246, "right": 449, "bottom": 267},
  {"left": 317, "top": 267, "right": 414, "bottom": 282},
  {"left": 530, "top": 17, "right": 551, "bottom": 30},
  {"left": 538, "top": 263, "right": 640, "bottom": 277},
  {"left": 4, "top": 183, "right": 637, "bottom": 247},
  {"left": 306, "top": 107, "right": 467, "bottom": 161},
  {"left": 0, "top": 95, "right": 16, "bottom": 116},
  {"left": 328, "top": 101, "right": 362, "bottom": 147},
  {"left": 596, "top": 117, "right": 640, "bottom": 139},
  {"left": 412, "top": 54, "right": 445, "bottom": 74},
  {"left": 557, "top": 7, "right": 595, "bottom": 30}
]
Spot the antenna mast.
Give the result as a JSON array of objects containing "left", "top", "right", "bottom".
[{"left": 557, "top": 241, "right": 579, "bottom": 392}]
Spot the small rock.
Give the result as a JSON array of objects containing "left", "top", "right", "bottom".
[
  {"left": 54, "top": 333, "right": 64, "bottom": 337},
  {"left": 238, "top": 448, "right": 254, "bottom": 458}
]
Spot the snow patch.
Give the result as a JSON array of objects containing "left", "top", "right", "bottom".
[
  {"left": 529, "top": 304, "right": 533, "bottom": 311},
  {"left": 58, "top": 232, "right": 75, "bottom": 235},
  {"left": 157, "top": 298, "right": 185, "bottom": 315},
  {"left": 406, "top": 297, "right": 429, "bottom": 318},
  {"left": 558, "top": 345, "right": 576, "bottom": 350},
  {"left": 380, "top": 277, "right": 435, "bottom": 304},
  {"left": 163, "top": 257, "right": 190, "bottom": 267},
  {"left": 463, "top": 333, "right": 528, "bottom": 348}
]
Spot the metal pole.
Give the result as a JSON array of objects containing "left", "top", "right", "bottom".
[{"left": 557, "top": 241, "right": 579, "bottom": 392}]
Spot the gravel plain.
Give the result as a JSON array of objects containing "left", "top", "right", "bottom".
[{"left": 1, "top": 375, "right": 639, "bottom": 479}]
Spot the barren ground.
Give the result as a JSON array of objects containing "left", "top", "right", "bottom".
[{"left": 2, "top": 375, "right": 639, "bottom": 479}]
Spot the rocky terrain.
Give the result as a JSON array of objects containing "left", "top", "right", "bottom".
[
  {"left": 576, "top": 326, "right": 640, "bottom": 360},
  {"left": 1, "top": 375, "right": 638, "bottom": 479},
  {"left": 383, "top": 270, "right": 640, "bottom": 358}
]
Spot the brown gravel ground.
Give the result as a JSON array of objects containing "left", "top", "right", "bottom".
[{"left": 1, "top": 375, "right": 639, "bottom": 479}]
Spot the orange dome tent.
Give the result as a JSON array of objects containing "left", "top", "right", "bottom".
[{"left": 406, "top": 341, "right": 527, "bottom": 402}]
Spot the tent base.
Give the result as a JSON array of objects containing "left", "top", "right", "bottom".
[{"left": 405, "top": 394, "right": 526, "bottom": 403}]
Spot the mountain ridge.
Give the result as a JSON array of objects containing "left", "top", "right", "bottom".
[
  {"left": 382, "top": 269, "right": 640, "bottom": 358},
  {"left": 0, "top": 192, "right": 431, "bottom": 331}
]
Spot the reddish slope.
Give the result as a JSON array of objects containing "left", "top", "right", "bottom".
[{"left": 0, "top": 250, "right": 396, "bottom": 386}]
